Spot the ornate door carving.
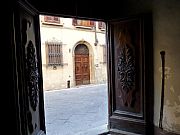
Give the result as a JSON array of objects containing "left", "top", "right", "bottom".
[
  {"left": 15, "top": 1, "right": 46, "bottom": 135},
  {"left": 75, "top": 44, "right": 90, "bottom": 85},
  {"left": 107, "top": 16, "right": 153, "bottom": 135}
]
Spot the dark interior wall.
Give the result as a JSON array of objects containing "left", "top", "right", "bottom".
[
  {"left": 114, "top": 0, "right": 152, "bottom": 18},
  {"left": 26, "top": 0, "right": 125, "bottom": 20},
  {"left": 5, "top": 2, "right": 20, "bottom": 134},
  {"left": 27, "top": 0, "right": 152, "bottom": 20},
  {"left": 27, "top": 0, "right": 77, "bottom": 18}
]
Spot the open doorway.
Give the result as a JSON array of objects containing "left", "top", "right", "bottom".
[{"left": 39, "top": 14, "right": 108, "bottom": 135}]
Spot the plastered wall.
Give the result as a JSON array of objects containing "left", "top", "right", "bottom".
[
  {"left": 39, "top": 17, "right": 107, "bottom": 90},
  {"left": 153, "top": 0, "right": 180, "bottom": 133}
]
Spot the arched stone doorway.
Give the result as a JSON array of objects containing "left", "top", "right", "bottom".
[{"left": 75, "top": 44, "right": 90, "bottom": 85}]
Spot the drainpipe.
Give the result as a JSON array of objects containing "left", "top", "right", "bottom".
[
  {"left": 94, "top": 22, "right": 98, "bottom": 46},
  {"left": 94, "top": 22, "right": 99, "bottom": 83}
]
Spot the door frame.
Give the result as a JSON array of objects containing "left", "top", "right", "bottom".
[
  {"left": 74, "top": 44, "right": 90, "bottom": 85},
  {"left": 73, "top": 40, "right": 94, "bottom": 86},
  {"left": 13, "top": 1, "right": 153, "bottom": 134}
]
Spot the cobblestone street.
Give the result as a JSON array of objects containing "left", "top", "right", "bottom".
[{"left": 44, "top": 83, "right": 108, "bottom": 135}]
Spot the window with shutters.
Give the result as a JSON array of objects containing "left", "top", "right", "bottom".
[
  {"left": 100, "top": 45, "right": 107, "bottom": 63},
  {"left": 45, "top": 41, "right": 63, "bottom": 66},
  {"left": 42, "top": 15, "right": 62, "bottom": 26},
  {"left": 72, "top": 18, "right": 95, "bottom": 29}
]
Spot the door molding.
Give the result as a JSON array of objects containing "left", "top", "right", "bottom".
[
  {"left": 72, "top": 40, "right": 95, "bottom": 85},
  {"left": 74, "top": 44, "right": 90, "bottom": 85},
  {"left": 107, "top": 14, "right": 153, "bottom": 135}
]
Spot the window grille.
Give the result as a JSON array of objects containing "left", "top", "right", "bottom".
[{"left": 45, "top": 41, "right": 63, "bottom": 66}]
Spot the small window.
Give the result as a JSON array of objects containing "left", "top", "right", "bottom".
[
  {"left": 45, "top": 41, "right": 63, "bottom": 66},
  {"left": 100, "top": 45, "right": 107, "bottom": 63},
  {"left": 98, "top": 21, "right": 106, "bottom": 31},
  {"left": 43, "top": 15, "right": 62, "bottom": 25},
  {"left": 72, "top": 18, "right": 95, "bottom": 28}
]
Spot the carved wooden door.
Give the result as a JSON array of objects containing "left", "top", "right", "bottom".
[
  {"left": 107, "top": 16, "right": 153, "bottom": 135},
  {"left": 75, "top": 44, "right": 90, "bottom": 85},
  {"left": 14, "top": 1, "right": 46, "bottom": 135}
]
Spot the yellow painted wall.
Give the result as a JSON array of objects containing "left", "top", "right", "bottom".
[{"left": 39, "top": 16, "right": 107, "bottom": 90}]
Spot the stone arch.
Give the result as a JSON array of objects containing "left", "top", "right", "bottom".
[
  {"left": 72, "top": 40, "right": 94, "bottom": 57},
  {"left": 72, "top": 40, "right": 95, "bottom": 86}
]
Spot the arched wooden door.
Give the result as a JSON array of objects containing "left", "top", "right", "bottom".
[{"left": 75, "top": 44, "right": 90, "bottom": 85}]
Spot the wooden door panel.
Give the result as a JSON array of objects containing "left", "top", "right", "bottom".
[
  {"left": 75, "top": 74, "right": 81, "bottom": 80},
  {"left": 108, "top": 16, "right": 153, "bottom": 135},
  {"left": 82, "top": 55, "right": 90, "bottom": 84},
  {"left": 82, "top": 56, "right": 88, "bottom": 62},
  {"left": 75, "top": 56, "right": 81, "bottom": 61},
  {"left": 75, "top": 55, "right": 82, "bottom": 85},
  {"left": 83, "top": 63, "right": 89, "bottom": 73},
  {"left": 114, "top": 18, "right": 141, "bottom": 114},
  {"left": 75, "top": 54, "right": 90, "bottom": 85},
  {"left": 15, "top": 1, "right": 46, "bottom": 135},
  {"left": 75, "top": 74, "right": 82, "bottom": 85},
  {"left": 75, "top": 62, "right": 82, "bottom": 74}
]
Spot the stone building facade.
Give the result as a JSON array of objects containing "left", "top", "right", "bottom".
[{"left": 39, "top": 15, "right": 107, "bottom": 90}]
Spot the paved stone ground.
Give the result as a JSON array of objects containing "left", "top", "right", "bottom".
[{"left": 44, "top": 83, "right": 108, "bottom": 135}]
